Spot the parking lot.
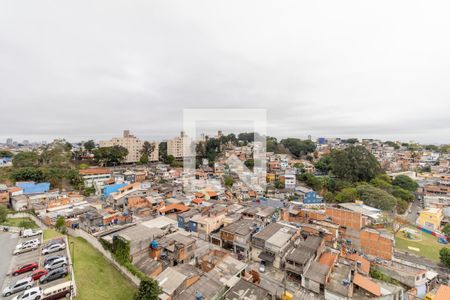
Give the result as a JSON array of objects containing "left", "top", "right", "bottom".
[{"left": 0, "top": 232, "right": 74, "bottom": 299}]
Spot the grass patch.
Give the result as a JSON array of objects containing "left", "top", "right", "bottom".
[
  {"left": 43, "top": 228, "right": 64, "bottom": 240},
  {"left": 395, "top": 226, "right": 450, "bottom": 262},
  {"left": 44, "top": 230, "right": 136, "bottom": 300},
  {"left": 1, "top": 217, "right": 39, "bottom": 228}
]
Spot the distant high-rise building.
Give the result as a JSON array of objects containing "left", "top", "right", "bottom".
[
  {"left": 167, "top": 131, "right": 192, "bottom": 159},
  {"left": 6, "top": 138, "right": 13, "bottom": 146},
  {"left": 99, "top": 130, "right": 159, "bottom": 163}
]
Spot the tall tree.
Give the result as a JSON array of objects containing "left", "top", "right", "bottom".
[
  {"left": 134, "top": 278, "right": 162, "bottom": 300},
  {"left": 83, "top": 140, "right": 96, "bottom": 152},
  {"left": 93, "top": 146, "right": 128, "bottom": 166},
  {"left": 12, "top": 151, "right": 40, "bottom": 167},
  {"left": 330, "top": 146, "right": 381, "bottom": 182},
  {"left": 280, "top": 138, "right": 316, "bottom": 157},
  {"left": 139, "top": 142, "right": 155, "bottom": 164},
  {"left": 392, "top": 175, "right": 419, "bottom": 192}
]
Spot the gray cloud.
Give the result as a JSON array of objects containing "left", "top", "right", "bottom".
[{"left": 0, "top": 0, "right": 449, "bottom": 144}]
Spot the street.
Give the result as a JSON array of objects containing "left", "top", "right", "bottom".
[{"left": 0, "top": 233, "right": 19, "bottom": 294}]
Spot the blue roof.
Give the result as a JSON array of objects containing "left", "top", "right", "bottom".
[
  {"left": 103, "top": 183, "right": 127, "bottom": 196},
  {"left": 16, "top": 182, "right": 50, "bottom": 195}
]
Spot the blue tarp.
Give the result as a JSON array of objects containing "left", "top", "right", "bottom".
[
  {"left": 103, "top": 183, "right": 127, "bottom": 197},
  {"left": 16, "top": 182, "right": 50, "bottom": 194}
]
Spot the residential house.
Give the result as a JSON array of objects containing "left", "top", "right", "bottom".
[
  {"left": 220, "top": 219, "right": 258, "bottom": 259},
  {"left": 251, "top": 223, "right": 297, "bottom": 269}
]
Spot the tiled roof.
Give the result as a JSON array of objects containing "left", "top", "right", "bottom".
[{"left": 353, "top": 273, "right": 381, "bottom": 297}]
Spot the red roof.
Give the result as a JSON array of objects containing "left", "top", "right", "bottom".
[
  {"left": 192, "top": 198, "right": 204, "bottom": 204},
  {"left": 319, "top": 252, "right": 338, "bottom": 268},
  {"left": 435, "top": 285, "right": 450, "bottom": 300},
  {"left": 158, "top": 203, "right": 189, "bottom": 214},
  {"left": 353, "top": 273, "right": 381, "bottom": 297},
  {"left": 345, "top": 253, "right": 370, "bottom": 274}
]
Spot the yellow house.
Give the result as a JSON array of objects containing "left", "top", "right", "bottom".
[
  {"left": 266, "top": 173, "right": 276, "bottom": 183},
  {"left": 417, "top": 208, "right": 443, "bottom": 231}
]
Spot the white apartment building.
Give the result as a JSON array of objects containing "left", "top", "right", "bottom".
[
  {"left": 167, "top": 131, "right": 191, "bottom": 159},
  {"left": 99, "top": 130, "right": 159, "bottom": 163}
]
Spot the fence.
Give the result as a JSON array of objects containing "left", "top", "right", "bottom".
[
  {"left": 7, "top": 212, "right": 49, "bottom": 229},
  {"left": 7, "top": 213, "right": 141, "bottom": 288},
  {"left": 67, "top": 227, "right": 141, "bottom": 287}
]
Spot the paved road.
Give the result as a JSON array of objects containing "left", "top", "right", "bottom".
[
  {"left": 405, "top": 198, "right": 422, "bottom": 224},
  {"left": 0, "top": 233, "right": 19, "bottom": 292}
]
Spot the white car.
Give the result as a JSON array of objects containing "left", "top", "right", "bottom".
[
  {"left": 22, "top": 229, "right": 43, "bottom": 238},
  {"left": 12, "top": 287, "right": 42, "bottom": 300},
  {"left": 42, "top": 243, "right": 65, "bottom": 255},
  {"left": 13, "top": 244, "right": 38, "bottom": 255},
  {"left": 44, "top": 257, "right": 68, "bottom": 271},
  {"left": 15, "top": 239, "right": 40, "bottom": 250},
  {"left": 2, "top": 277, "right": 33, "bottom": 297}
]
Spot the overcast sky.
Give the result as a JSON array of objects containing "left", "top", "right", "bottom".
[{"left": 1, "top": 1, "right": 449, "bottom": 144}]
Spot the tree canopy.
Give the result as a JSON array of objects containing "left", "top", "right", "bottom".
[
  {"left": 83, "top": 140, "right": 96, "bottom": 151},
  {"left": 392, "top": 175, "right": 419, "bottom": 192},
  {"left": 93, "top": 146, "right": 128, "bottom": 166},
  {"left": 330, "top": 146, "right": 381, "bottom": 182},
  {"left": 0, "top": 150, "right": 13, "bottom": 157},
  {"left": 280, "top": 138, "right": 316, "bottom": 157},
  {"left": 356, "top": 184, "right": 398, "bottom": 211},
  {"left": 134, "top": 278, "right": 162, "bottom": 300},
  {"left": 439, "top": 248, "right": 450, "bottom": 268}
]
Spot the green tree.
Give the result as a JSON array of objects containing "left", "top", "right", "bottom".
[
  {"left": 384, "top": 141, "right": 400, "bottom": 150},
  {"left": 158, "top": 142, "right": 167, "bottom": 162},
  {"left": 343, "top": 138, "right": 359, "bottom": 144},
  {"left": 335, "top": 187, "right": 358, "bottom": 203},
  {"left": 330, "top": 146, "right": 381, "bottom": 182},
  {"left": 280, "top": 138, "right": 316, "bottom": 157},
  {"left": 439, "top": 248, "right": 450, "bottom": 268},
  {"left": 244, "top": 159, "right": 254, "bottom": 170},
  {"left": 55, "top": 216, "right": 66, "bottom": 233},
  {"left": 274, "top": 180, "right": 284, "bottom": 189},
  {"left": 315, "top": 155, "right": 332, "bottom": 173},
  {"left": 356, "top": 184, "right": 398, "bottom": 211},
  {"left": 83, "top": 140, "right": 96, "bottom": 152},
  {"left": 0, "top": 205, "right": 7, "bottom": 223},
  {"left": 10, "top": 167, "right": 45, "bottom": 182},
  {"left": 139, "top": 142, "right": 155, "bottom": 164},
  {"left": 266, "top": 136, "right": 278, "bottom": 153},
  {"left": 224, "top": 175, "right": 234, "bottom": 187},
  {"left": 13, "top": 151, "right": 40, "bottom": 168},
  {"left": 392, "top": 175, "right": 419, "bottom": 192},
  {"left": 442, "top": 223, "right": 450, "bottom": 237},
  {"left": 93, "top": 146, "right": 128, "bottom": 166},
  {"left": 0, "top": 150, "right": 13, "bottom": 157},
  {"left": 392, "top": 186, "right": 415, "bottom": 202},
  {"left": 134, "top": 278, "right": 162, "bottom": 300}
]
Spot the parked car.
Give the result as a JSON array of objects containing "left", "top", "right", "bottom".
[
  {"left": 22, "top": 229, "right": 43, "bottom": 238},
  {"left": 39, "top": 267, "right": 68, "bottom": 284},
  {"left": 31, "top": 268, "right": 48, "bottom": 281},
  {"left": 12, "top": 263, "right": 38, "bottom": 276},
  {"left": 43, "top": 255, "right": 64, "bottom": 266},
  {"left": 42, "top": 243, "right": 65, "bottom": 255},
  {"left": 259, "top": 262, "right": 266, "bottom": 273},
  {"left": 15, "top": 239, "right": 40, "bottom": 250},
  {"left": 42, "top": 281, "right": 72, "bottom": 300},
  {"left": 44, "top": 257, "right": 67, "bottom": 271},
  {"left": 11, "top": 287, "right": 42, "bottom": 300},
  {"left": 44, "top": 238, "right": 65, "bottom": 248},
  {"left": 13, "top": 244, "right": 38, "bottom": 256},
  {"left": 2, "top": 277, "right": 33, "bottom": 297}
]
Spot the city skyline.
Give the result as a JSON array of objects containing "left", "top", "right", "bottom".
[{"left": 1, "top": 1, "right": 449, "bottom": 143}]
